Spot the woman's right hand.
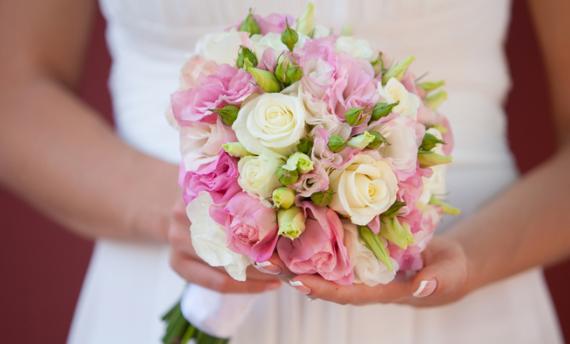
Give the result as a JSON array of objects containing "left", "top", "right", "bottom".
[{"left": 168, "top": 200, "right": 283, "bottom": 294}]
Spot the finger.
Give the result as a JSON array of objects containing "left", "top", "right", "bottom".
[
  {"left": 167, "top": 218, "right": 197, "bottom": 258},
  {"left": 252, "top": 253, "right": 292, "bottom": 277},
  {"left": 170, "top": 252, "right": 282, "bottom": 294}
]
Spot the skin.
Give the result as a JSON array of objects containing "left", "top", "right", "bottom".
[{"left": 0, "top": 0, "right": 567, "bottom": 304}]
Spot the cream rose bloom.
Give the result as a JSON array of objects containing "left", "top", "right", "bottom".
[
  {"left": 186, "top": 193, "right": 250, "bottom": 281},
  {"left": 344, "top": 223, "right": 398, "bottom": 286},
  {"left": 330, "top": 153, "right": 399, "bottom": 226},
  {"left": 335, "top": 36, "right": 376, "bottom": 61},
  {"left": 232, "top": 93, "right": 306, "bottom": 156},
  {"left": 378, "top": 78, "right": 421, "bottom": 118},
  {"left": 196, "top": 30, "right": 248, "bottom": 65},
  {"left": 237, "top": 154, "right": 282, "bottom": 200}
]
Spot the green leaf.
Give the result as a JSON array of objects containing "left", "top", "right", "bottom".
[
  {"left": 382, "top": 56, "right": 415, "bottom": 85},
  {"left": 212, "top": 105, "right": 239, "bottom": 126},
  {"left": 358, "top": 226, "right": 394, "bottom": 271},
  {"left": 370, "top": 101, "right": 399, "bottom": 122},
  {"left": 419, "top": 132, "right": 445, "bottom": 152},
  {"left": 382, "top": 200, "right": 406, "bottom": 218}
]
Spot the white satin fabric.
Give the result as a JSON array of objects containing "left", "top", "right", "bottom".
[{"left": 68, "top": 0, "right": 563, "bottom": 343}]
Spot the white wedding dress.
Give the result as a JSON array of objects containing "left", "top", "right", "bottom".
[{"left": 68, "top": 0, "right": 563, "bottom": 343}]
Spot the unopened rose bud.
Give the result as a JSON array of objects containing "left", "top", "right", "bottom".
[
  {"left": 358, "top": 226, "right": 394, "bottom": 271},
  {"left": 382, "top": 56, "right": 415, "bottom": 85},
  {"left": 276, "top": 166, "right": 299, "bottom": 186},
  {"left": 239, "top": 9, "right": 261, "bottom": 36},
  {"left": 380, "top": 217, "right": 414, "bottom": 250},
  {"left": 282, "top": 152, "right": 314, "bottom": 174},
  {"left": 418, "top": 151, "right": 452, "bottom": 168},
  {"left": 367, "top": 131, "right": 389, "bottom": 149},
  {"left": 247, "top": 67, "right": 282, "bottom": 93},
  {"left": 281, "top": 23, "right": 299, "bottom": 51},
  {"left": 370, "top": 101, "right": 399, "bottom": 122},
  {"left": 347, "top": 131, "right": 375, "bottom": 149},
  {"left": 327, "top": 134, "right": 346, "bottom": 153},
  {"left": 344, "top": 107, "right": 364, "bottom": 126},
  {"left": 310, "top": 189, "right": 334, "bottom": 206},
  {"left": 272, "top": 187, "right": 296, "bottom": 209},
  {"left": 236, "top": 45, "right": 258, "bottom": 69},
  {"left": 425, "top": 90, "right": 448, "bottom": 110},
  {"left": 296, "top": 2, "right": 315, "bottom": 36},
  {"left": 222, "top": 142, "right": 251, "bottom": 158},
  {"left": 212, "top": 105, "right": 239, "bottom": 125},
  {"left": 275, "top": 55, "right": 303, "bottom": 86},
  {"left": 278, "top": 207, "right": 306, "bottom": 239}
]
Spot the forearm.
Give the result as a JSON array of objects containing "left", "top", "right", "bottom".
[
  {"left": 448, "top": 144, "right": 570, "bottom": 292},
  {"left": 0, "top": 75, "right": 179, "bottom": 242}
]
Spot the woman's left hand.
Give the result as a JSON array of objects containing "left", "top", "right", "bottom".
[{"left": 288, "top": 236, "right": 471, "bottom": 307}]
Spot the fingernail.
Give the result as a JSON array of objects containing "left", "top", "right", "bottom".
[
  {"left": 254, "top": 261, "right": 282, "bottom": 275},
  {"left": 413, "top": 279, "right": 437, "bottom": 298},
  {"left": 289, "top": 280, "right": 311, "bottom": 295}
]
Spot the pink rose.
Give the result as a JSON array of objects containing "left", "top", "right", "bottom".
[
  {"left": 210, "top": 192, "right": 278, "bottom": 262},
  {"left": 254, "top": 13, "right": 295, "bottom": 34},
  {"left": 179, "top": 56, "right": 218, "bottom": 90},
  {"left": 179, "top": 151, "right": 241, "bottom": 205},
  {"left": 277, "top": 202, "right": 353, "bottom": 285},
  {"left": 180, "top": 118, "right": 236, "bottom": 172},
  {"left": 171, "top": 65, "right": 257, "bottom": 125}
]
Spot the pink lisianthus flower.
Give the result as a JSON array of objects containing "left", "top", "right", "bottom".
[
  {"left": 291, "top": 160, "right": 329, "bottom": 197},
  {"left": 210, "top": 192, "right": 278, "bottom": 262},
  {"left": 311, "top": 127, "right": 358, "bottom": 169},
  {"left": 388, "top": 243, "right": 423, "bottom": 272},
  {"left": 254, "top": 13, "right": 295, "bottom": 34},
  {"left": 401, "top": 72, "right": 425, "bottom": 98},
  {"left": 397, "top": 167, "right": 431, "bottom": 208},
  {"left": 178, "top": 56, "right": 219, "bottom": 90},
  {"left": 259, "top": 48, "right": 278, "bottom": 71},
  {"left": 171, "top": 64, "right": 257, "bottom": 125},
  {"left": 179, "top": 151, "right": 241, "bottom": 205},
  {"left": 277, "top": 202, "right": 354, "bottom": 285}
]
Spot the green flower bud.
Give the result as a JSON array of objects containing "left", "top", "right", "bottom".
[
  {"left": 246, "top": 67, "right": 282, "bottom": 93},
  {"left": 344, "top": 107, "right": 364, "bottom": 126},
  {"left": 380, "top": 217, "right": 414, "bottom": 250},
  {"left": 418, "top": 80, "right": 445, "bottom": 92},
  {"left": 418, "top": 151, "right": 453, "bottom": 168},
  {"left": 370, "top": 101, "right": 399, "bottom": 122},
  {"left": 275, "top": 55, "right": 304, "bottom": 86},
  {"left": 429, "top": 197, "right": 461, "bottom": 216},
  {"left": 419, "top": 132, "right": 445, "bottom": 152},
  {"left": 347, "top": 131, "right": 375, "bottom": 149},
  {"left": 367, "top": 131, "right": 389, "bottom": 149},
  {"left": 310, "top": 189, "right": 334, "bottom": 207},
  {"left": 276, "top": 166, "right": 299, "bottom": 186},
  {"left": 272, "top": 187, "right": 296, "bottom": 209},
  {"left": 296, "top": 2, "right": 315, "bottom": 36},
  {"left": 236, "top": 45, "right": 258, "bottom": 69},
  {"left": 212, "top": 105, "right": 239, "bottom": 126},
  {"left": 282, "top": 152, "right": 314, "bottom": 174},
  {"left": 222, "top": 142, "right": 251, "bottom": 158},
  {"left": 327, "top": 134, "right": 346, "bottom": 153},
  {"left": 358, "top": 226, "right": 394, "bottom": 271},
  {"left": 297, "top": 137, "right": 313, "bottom": 155},
  {"left": 278, "top": 207, "right": 306, "bottom": 239},
  {"left": 370, "top": 52, "right": 386, "bottom": 76},
  {"left": 239, "top": 9, "right": 261, "bottom": 36},
  {"left": 281, "top": 23, "right": 299, "bottom": 51},
  {"left": 382, "top": 56, "right": 415, "bottom": 85},
  {"left": 285, "top": 64, "right": 303, "bottom": 84},
  {"left": 425, "top": 90, "right": 448, "bottom": 110}
]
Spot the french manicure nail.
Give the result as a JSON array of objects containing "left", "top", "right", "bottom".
[
  {"left": 289, "top": 280, "right": 311, "bottom": 295},
  {"left": 254, "top": 261, "right": 282, "bottom": 275},
  {"left": 413, "top": 279, "right": 437, "bottom": 298}
]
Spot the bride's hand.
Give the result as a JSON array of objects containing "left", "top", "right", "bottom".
[
  {"left": 288, "top": 236, "right": 471, "bottom": 307},
  {"left": 168, "top": 200, "right": 282, "bottom": 294}
]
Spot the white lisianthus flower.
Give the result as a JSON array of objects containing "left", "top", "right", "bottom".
[
  {"left": 186, "top": 193, "right": 250, "bottom": 281},
  {"left": 344, "top": 223, "right": 398, "bottom": 286},
  {"left": 250, "top": 32, "right": 308, "bottom": 59},
  {"left": 196, "top": 30, "right": 248, "bottom": 65},
  {"left": 232, "top": 93, "right": 307, "bottom": 156},
  {"left": 378, "top": 78, "right": 421, "bottom": 118},
  {"left": 330, "top": 153, "right": 399, "bottom": 226},
  {"left": 335, "top": 36, "right": 376, "bottom": 61},
  {"left": 237, "top": 154, "right": 282, "bottom": 199},
  {"left": 370, "top": 116, "right": 420, "bottom": 176}
]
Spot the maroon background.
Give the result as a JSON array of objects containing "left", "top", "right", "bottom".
[{"left": 0, "top": 2, "right": 568, "bottom": 343}]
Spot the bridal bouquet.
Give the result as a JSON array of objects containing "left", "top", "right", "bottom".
[{"left": 163, "top": 4, "right": 458, "bottom": 343}]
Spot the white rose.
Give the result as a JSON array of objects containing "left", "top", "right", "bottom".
[
  {"left": 250, "top": 32, "right": 308, "bottom": 59},
  {"left": 335, "top": 36, "right": 376, "bottom": 61},
  {"left": 344, "top": 223, "right": 398, "bottom": 286},
  {"left": 370, "top": 116, "right": 419, "bottom": 175},
  {"left": 232, "top": 93, "right": 306, "bottom": 156},
  {"left": 196, "top": 30, "right": 247, "bottom": 65},
  {"left": 378, "top": 78, "right": 421, "bottom": 118},
  {"left": 180, "top": 119, "right": 235, "bottom": 172},
  {"left": 186, "top": 193, "right": 250, "bottom": 281},
  {"left": 330, "top": 153, "right": 399, "bottom": 226},
  {"left": 237, "top": 154, "right": 282, "bottom": 199}
]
